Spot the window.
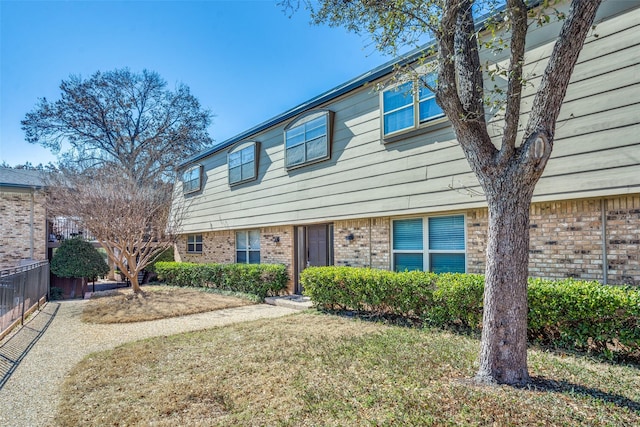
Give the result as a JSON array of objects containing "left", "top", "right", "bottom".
[
  {"left": 382, "top": 73, "right": 444, "bottom": 137},
  {"left": 392, "top": 215, "right": 465, "bottom": 273},
  {"left": 187, "top": 234, "right": 203, "bottom": 253},
  {"left": 236, "top": 230, "right": 260, "bottom": 264},
  {"left": 284, "top": 110, "right": 333, "bottom": 169},
  {"left": 182, "top": 165, "right": 202, "bottom": 194},
  {"left": 228, "top": 141, "right": 258, "bottom": 185}
]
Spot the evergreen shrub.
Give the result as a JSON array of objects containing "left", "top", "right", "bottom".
[
  {"left": 301, "top": 266, "right": 640, "bottom": 361},
  {"left": 154, "top": 261, "right": 288, "bottom": 299}
]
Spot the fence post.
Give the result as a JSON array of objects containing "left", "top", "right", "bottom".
[{"left": 20, "top": 269, "right": 27, "bottom": 325}]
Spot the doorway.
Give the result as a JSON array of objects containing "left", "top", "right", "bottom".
[{"left": 294, "top": 223, "right": 333, "bottom": 294}]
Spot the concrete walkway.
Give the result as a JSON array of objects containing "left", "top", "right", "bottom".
[{"left": 0, "top": 300, "right": 298, "bottom": 427}]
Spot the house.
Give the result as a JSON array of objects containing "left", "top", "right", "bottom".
[
  {"left": 173, "top": 1, "right": 640, "bottom": 293},
  {"left": 0, "top": 168, "right": 48, "bottom": 271}
]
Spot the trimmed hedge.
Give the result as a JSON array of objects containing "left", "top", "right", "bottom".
[
  {"left": 301, "top": 266, "right": 640, "bottom": 361},
  {"left": 154, "top": 262, "right": 288, "bottom": 300}
]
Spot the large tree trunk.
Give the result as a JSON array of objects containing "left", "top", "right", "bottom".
[{"left": 476, "top": 176, "right": 537, "bottom": 385}]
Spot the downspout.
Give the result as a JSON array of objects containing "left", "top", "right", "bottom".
[
  {"left": 30, "top": 188, "right": 35, "bottom": 260},
  {"left": 601, "top": 198, "right": 608, "bottom": 285},
  {"left": 369, "top": 218, "right": 373, "bottom": 268}
]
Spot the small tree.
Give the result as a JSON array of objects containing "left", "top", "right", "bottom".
[
  {"left": 46, "top": 168, "right": 183, "bottom": 294},
  {"left": 51, "top": 237, "right": 109, "bottom": 284}
]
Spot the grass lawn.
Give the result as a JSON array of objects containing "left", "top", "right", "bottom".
[
  {"left": 57, "top": 312, "right": 639, "bottom": 426},
  {"left": 81, "top": 286, "right": 256, "bottom": 323}
]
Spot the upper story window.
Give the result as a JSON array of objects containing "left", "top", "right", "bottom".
[
  {"left": 284, "top": 110, "right": 333, "bottom": 169},
  {"left": 382, "top": 73, "right": 444, "bottom": 138},
  {"left": 182, "top": 165, "right": 203, "bottom": 194},
  {"left": 228, "top": 141, "right": 258, "bottom": 186}
]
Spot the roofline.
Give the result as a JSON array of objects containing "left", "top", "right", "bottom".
[
  {"left": 179, "top": 44, "right": 432, "bottom": 168},
  {"left": 0, "top": 182, "right": 45, "bottom": 190},
  {"left": 179, "top": 1, "right": 539, "bottom": 169}
]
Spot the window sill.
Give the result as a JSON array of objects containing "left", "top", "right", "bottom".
[
  {"left": 285, "top": 154, "right": 331, "bottom": 171},
  {"left": 382, "top": 116, "right": 450, "bottom": 144}
]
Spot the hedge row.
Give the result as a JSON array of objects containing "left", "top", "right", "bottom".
[
  {"left": 154, "top": 262, "right": 288, "bottom": 300},
  {"left": 301, "top": 266, "right": 640, "bottom": 361}
]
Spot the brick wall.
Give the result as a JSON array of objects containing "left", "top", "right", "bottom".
[
  {"left": 466, "top": 209, "right": 488, "bottom": 274},
  {"left": 606, "top": 195, "right": 640, "bottom": 286},
  {"left": 333, "top": 217, "right": 390, "bottom": 269},
  {"left": 261, "top": 226, "right": 295, "bottom": 293},
  {"left": 176, "top": 230, "right": 235, "bottom": 264},
  {"left": 0, "top": 189, "right": 47, "bottom": 271},
  {"left": 466, "top": 195, "right": 640, "bottom": 286},
  {"left": 175, "top": 194, "right": 639, "bottom": 288},
  {"left": 176, "top": 226, "right": 296, "bottom": 292},
  {"left": 529, "top": 199, "right": 604, "bottom": 282}
]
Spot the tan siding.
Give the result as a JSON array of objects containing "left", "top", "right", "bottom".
[{"left": 178, "top": 4, "right": 640, "bottom": 233}]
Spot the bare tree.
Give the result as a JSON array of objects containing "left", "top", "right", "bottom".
[
  {"left": 46, "top": 168, "right": 184, "bottom": 294},
  {"left": 22, "top": 68, "right": 212, "bottom": 183},
  {"left": 289, "top": 0, "right": 603, "bottom": 384}
]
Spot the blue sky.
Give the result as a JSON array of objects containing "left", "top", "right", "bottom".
[{"left": 0, "top": 0, "right": 403, "bottom": 167}]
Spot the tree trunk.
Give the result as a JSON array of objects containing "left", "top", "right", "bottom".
[
  {"left": 130, "top": 274, "right": 141, "bottom": 294},
  {"left": 476, "top": 181, "right": 535, "bottom": 385}
]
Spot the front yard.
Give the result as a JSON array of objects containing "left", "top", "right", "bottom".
[
  {"left": 81, "top": 286, "right": 256, "bottom": 323},
  {"left": 57, "top": 312, "right": 640, "bottom": 426}
]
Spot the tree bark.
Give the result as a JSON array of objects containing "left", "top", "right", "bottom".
[{"left": 476, "top": 177, "right": 536, "bottom": 385}]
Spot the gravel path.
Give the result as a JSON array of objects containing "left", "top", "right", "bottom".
[{"left": 0, "top": 300, "right": 298, "bottom": 427}]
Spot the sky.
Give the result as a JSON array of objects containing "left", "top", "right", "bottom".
[{"left": 0, "top": 0, "right": 405, "bottom": 167}]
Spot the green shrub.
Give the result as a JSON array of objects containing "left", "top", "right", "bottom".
[
  {"left": 431, "top": 273, "right": 484, "bottom": 328},
  {"left": 51, "top": 237, "right": 109, "bottom": 279},
  {"left": 49, "top": 287, "right": 64, "bottom": 301},
  {"left": 301, "top": 266, "right": 640, "bottom": 361},
  {"left": 145, "top": 247, "right": 175, "bottom": 273},
  {"left": 154, "top": 261, "right": 288, "bottom": 299},
  {"left": 528, "top": 278, "right": 640, "bottom": 358}
]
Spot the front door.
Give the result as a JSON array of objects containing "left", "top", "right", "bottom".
[
  {"left": 307, "top": 224, "right": 328, "bottom": 267},
  {"left": 294, "top": 224, "right": 333, "bottom": 294}
]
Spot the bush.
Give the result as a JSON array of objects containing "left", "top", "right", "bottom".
[
  {"left": 145, "top": 247, "right": 175, "bottom": 273},
  {"left": 528, "top": 278, "right": 640, "bottom": 358},
  {"left": 154, "top": 262, "right": 288, "bottom": 300},
  {"left": 50, "top": 287, "right": 64, "bottom": 301},
  {"left": 301, "top": 266, "right": 640, "bottom": 361},
  {"left": 51, "top": 237, "right": 109, "bottom": 280}
]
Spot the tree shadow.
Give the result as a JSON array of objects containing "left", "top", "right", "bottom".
[{"left": 524, "top": 376, "right": 640, "bottom": 414}]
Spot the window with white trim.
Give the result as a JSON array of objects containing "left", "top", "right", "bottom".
[
  {"left": 187, "top": 234, "right": 203, "bottom": 253},
  {"left": 182, "top": 165, "right": 203, "bottom": 194},
  {"left": 392, "top": 215, "right": 465, "bottom": 273},
  {"left": 236, "top": 230, "right": 260, "bottom": 264},
  {"left": 228, "top": 141, "right": 258, "bottom": 185},
  {"left": 284, "top": 110, "right": 333, "bottom": 169},
  {"left": 382, "top": 73, "right": 444, "bottom": 137}
]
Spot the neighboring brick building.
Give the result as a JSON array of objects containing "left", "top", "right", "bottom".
[
  {"left": 173, "top": 2, "right": 640, "bottom": 293},
  {"left": 0, "top": 168, "right": 48, "bottom": 271}
]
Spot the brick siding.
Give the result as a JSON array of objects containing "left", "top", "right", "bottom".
[
  {"left": 176, "top": 226, "right": 295, "bottom": 293},
  {"left": 333, "top": 217, "right": 390, "bottom": 269},
  {"left": 0, "top": 190, "right": 47, "bottom": 271},
  {"left": 467, "top": 195, "right": 640, "bottom": 286},
  {"left": 177, "top": 194, "right": 639, "bottom": 289}
]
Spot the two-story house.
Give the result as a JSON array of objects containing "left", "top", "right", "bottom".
[{"left": 173, "top": 0, "right": 640, "bottom": 293}]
